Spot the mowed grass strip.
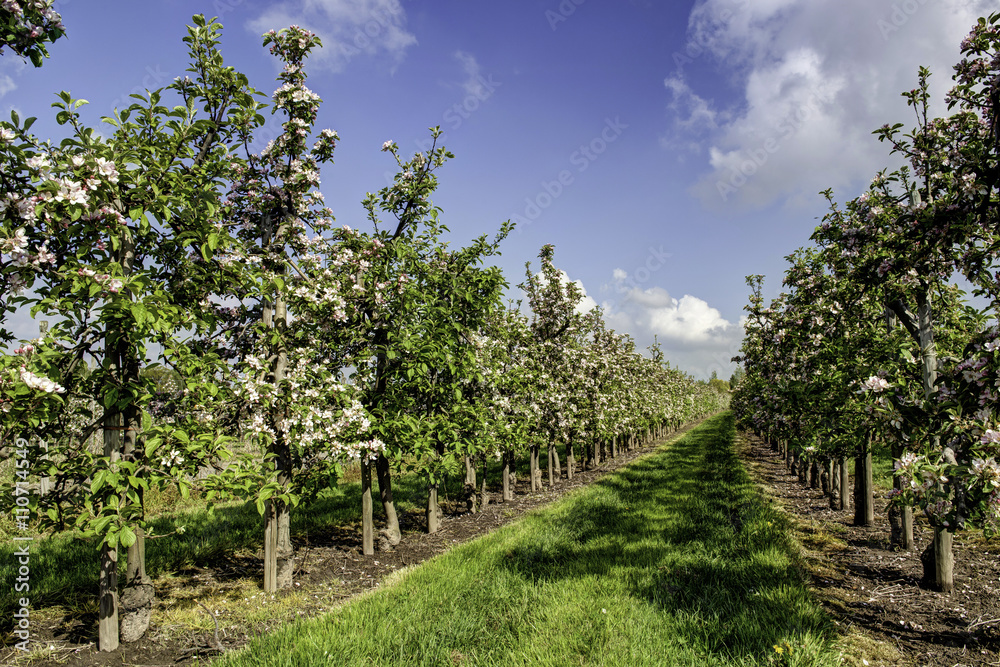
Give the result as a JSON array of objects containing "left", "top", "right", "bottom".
[{"left": 209, "top": 413, "right": 840, "bottom": 667}]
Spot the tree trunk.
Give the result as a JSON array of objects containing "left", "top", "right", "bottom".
[
  {"left": 820, "top": 460, "right": 830, "bottom": 495},
  {"left": 920, "top": 526, "right": 955, "bottom": 593},
  {"left": 465, "top": 486, "right": 477, "bottom": 513},
  {"left": 547, "top": 445, "right": 554, "bottom": 487},
  {"left": 915, "top": 292, "right": 952, "bottom": 575},
  {"left": 480, "top": 458, "right": 489, "bottom": 509},
  {"left": 99, "top": 362, "right": 123, "bottom": 652},
  {"left": 120, "top": 402, "right": 152, "bottom": 643},
  {"left": 889, "top": 468, "right": 914, "bottom": 551},
  {"left": 361, "top": 460, "right": 374, "bottom": 555},
  {"left": 375, "top": 453, "right": 401, "bottom": 548},
  {"left": 829, "top": 459, "right": 841, "bottom": 510},
  {"left": 100, "top": 228, "right": 137, "bottom": 651},
  {"left": 426, "top": 481, "right": 440, "bottom": 533},
  {"left": 611, "top": 436, "right": 618, "bottom": 459},
  {"left": 502, "top": 451, "right": 513, "bottom": 502},
  {"left": 565, "top": 438, "right": 574, "bottom": 481},
  {"left": 464, "top": 472, "right": 477, "bottom": 515},
  {"left": 810, "top": 460, "right": 820, "bottom": 489},
  {"left": 262, "top": 217, "right": 293, "bottom": 594},
  {"left": 464, "top": 455, "right": 476, "bottom": 488},
  {"left": 854, "top": 440, "right": 874, "bottom": 527},
  {"left": 98, "top": 541, "right": 119, "bottom": 652},
  {"left": 934, "top": 527, "right": 954, "bottom": 593},
  {"left": 839, "top": 456, "right": 851, "bottom": 511},
  {"left": 263, "top": 497, "right": 293, "bottom": 592},
  {"left": 550, "top": 444, "right": 561, "bottom": 484},
  {"left": 37, "top": 321, "right": 51, "bottom": 498},
  {"left": 530, "top": 445, "right": 540, "bottom": 492}
]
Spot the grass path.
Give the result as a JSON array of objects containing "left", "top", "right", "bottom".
[{"left": 209, "top": 414, "right": 842, "bottom": 667}]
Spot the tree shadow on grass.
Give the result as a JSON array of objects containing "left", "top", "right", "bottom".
[{"left": 497, "top": 415, "right": 835, "bottom": 660}]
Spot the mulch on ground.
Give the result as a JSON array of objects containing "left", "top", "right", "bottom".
[
  {"left": 737, "top": 430, "right": 1000, "bottom": 667},
  {"left": 2, "top": 422, "right": 702, "bottom": 667}
]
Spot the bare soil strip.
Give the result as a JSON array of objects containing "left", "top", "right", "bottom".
[
  {"left": 4, "top": 420, "right": 706, "bottom": 667},
  {"left": 737, "top": 431, "right": 1000, "bottom": 667}
]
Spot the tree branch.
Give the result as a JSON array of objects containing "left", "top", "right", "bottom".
[{"left": 887, "top": 299, "right": 919, "bottom": 343}]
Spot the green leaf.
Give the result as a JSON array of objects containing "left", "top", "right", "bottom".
[
  {"left": 145, "top": 436, "right": 161, "bottom": 459},
  {"left": 91, "top": 469, "right": 106, "bottom": 495},
  {"left": 92, "top": 515, "right": 114, "bottom": 535},
  {"left": 119, "top": 525, "right": 137, "bottom": 548}
]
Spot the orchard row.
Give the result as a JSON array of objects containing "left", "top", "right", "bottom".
[
  {"left": 732, "top": 12, "right": 1000, "bottom": 595},
  {"left": 0, "top": 7, "right": 729, "bottom": 652}
]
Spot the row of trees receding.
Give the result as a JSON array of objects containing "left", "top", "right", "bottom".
[
  {"left": 733, "top": 12, "right": 1000, "bottom": 596},
  {"left": 0, "top": 6, "right": 730, "bottom": 652}
]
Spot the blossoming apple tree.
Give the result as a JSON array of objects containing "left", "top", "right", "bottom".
[{"left": 736, "top": 11, "right": 1000, "bottom": 594}]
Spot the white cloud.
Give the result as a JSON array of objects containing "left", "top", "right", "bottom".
[
  {"left": 0, "top": 56, "right": 26, "bottom": 100},
  {"left": 606, "top": 283, "right": 732, "bottom": 345},
  {"left": 527, "top": 269, "right": 599, "bottom": 315},
  {"left": 453, "top": 50, "right": 488, "bottom": 98},
  {"left": 0, "top": 74, "right": 15, "bottom": 99},
  {"left": 664, "top": 75, "right": 718, "bottom": 133},
  {"left": 669, "top": 0, "right": 997, "bottom": 211},
  {"left": 248, "top": 0, "right": 417, "bottom": 73},
  {"left": 602, "top": 274, "right": 744, "bottom": 379},
  {"left": 556, "top": 270, "right": 598, "bottom": 314}
]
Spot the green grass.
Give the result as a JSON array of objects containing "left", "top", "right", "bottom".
[
  {"left": 208, "top": 414, "right": 840, "bottom": 667},
  {"left": 0, "top": 440, "right": 579, "bottom": 623},
  {"left": 870, "top": 440, "right": 895, "bottom": 489}
]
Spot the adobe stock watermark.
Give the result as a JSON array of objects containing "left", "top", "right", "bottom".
[
  {"left": 715, "top": 95, "right": 823, "bottom": 202},
  {"left": 413, "top": 73, "right": 501, "bottom": 155},
  {"left": 614, "top": 246, "right": 672, "bottom": 294},
  {"left": 375, "top": 72, "right": 501, "bottom": 187},
  {"left": 209, "top": 0, "right": 248, "bottom": 18},
  {"left": 327, "top": 2, "right": 411, "bottom": 66},
  {"left": 10, "top": 437, "right": 42, "bottom": 653},
  {"left": 671, "top": 0, "right": 748, "bottom": 74},
  {"left": 109, "top": 65, "right": 172, "bottom": 112},
  {"left": 546, "top": 0, "right": 586, "bottom": 31},
  {"left": 513, "top": 117, "right": 628, "bottom": 232},
  {"left": 877, "top": 0, "right": 932, "bottom": 41}
]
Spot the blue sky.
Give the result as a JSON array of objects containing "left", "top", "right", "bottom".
[{"left": 2, "top": 0, "right": 995, "bottom": 379}]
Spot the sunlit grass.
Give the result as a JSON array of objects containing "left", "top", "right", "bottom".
[
  {"left": 0, "top": 440, "right": 582, "bottom": 628},
  {"left": 210, "top": 414, "right": 842, "bottom": 667}
]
